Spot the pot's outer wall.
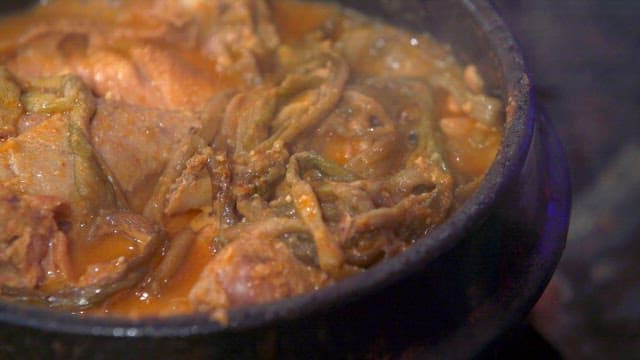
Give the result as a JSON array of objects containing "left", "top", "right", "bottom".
[{"left": 0, "top": 1, "right": 570, "bottom": 358}]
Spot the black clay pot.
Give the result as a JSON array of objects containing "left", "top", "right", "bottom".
[{"left": 0, "top": 1, "right": 571, "bottom": 359}]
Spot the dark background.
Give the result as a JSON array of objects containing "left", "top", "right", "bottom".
[{"left": 490, "top": 1, "right": 640, "bottom": 358}]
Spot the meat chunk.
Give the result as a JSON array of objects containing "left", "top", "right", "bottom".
[
  {"left": 190, "top": 220, "right": 329, "bottom": 313},
  {"left": 164, "top": 147, "right": 214, "bottom": 216},
  {"left": 296, "top": 89, "right": 400, "bottom": 178},
  {"left": 7, "top": 33, "right": 224, "bottom": 111},
  {"left": 0, "top": 75, "right": 119, "bottom": 242},
  {"left": 0, "top": 187, "right": 71, "bottom": 290},
  {"left": 90, "top": 99, "right": 203, "bottom": 211},
  {"left": 146, "top": 0, "right": 280, "bottom": 59},
  {"left": 335, "top": 22, "right": 501, "bottom": 125},
  {"left": 335, "top": 22, "right": 449, "bottom": 79},
  {"left": 0, "top": 73, "right": 164, "bottom": 308},
  {"left": 2, "top": 0, "right": 280, "bottom": 110},
  {"left": 196, "top": 0, "right": 280, "bottom": 74}
]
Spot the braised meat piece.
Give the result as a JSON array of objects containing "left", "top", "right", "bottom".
[
  {"left": 90, "top": 100, "right": 203, "bottom": 211},
  {"left": 189, "top": 219, "right": 329, "bottom": 313},
  {"left": 0, "top": 188, "right": 70, "bottom": 290},
  {"left": 0, "top": 74, "right": 109, "bottom": 240},
  {"left": 6, "top": 32, "right": 224, "bottom": 110},
  {"left": 2, "top": 0, "right": 279, "bottom": 110},
  {"left": 0, "top": 73, "right": 163, "bottom": 309},
  {"left": 335, "top": 19, "right": 502, "bottom": 125}
]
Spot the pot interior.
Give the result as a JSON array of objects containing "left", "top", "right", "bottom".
[{"left": 0, "top": 0, "right": 531, "bottom": 336}]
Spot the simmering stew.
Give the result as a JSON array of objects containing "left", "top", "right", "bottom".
[{"left": 0, "top": 0, "right": 502, "bottom": 321}]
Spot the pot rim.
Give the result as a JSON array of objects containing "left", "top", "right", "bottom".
[{"left": 0, "top": 0, "right": 534, "bottom": 337}]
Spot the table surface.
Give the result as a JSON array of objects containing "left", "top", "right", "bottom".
[{"left": 491, "top": 1, "right": 640, "bottom": 358}]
